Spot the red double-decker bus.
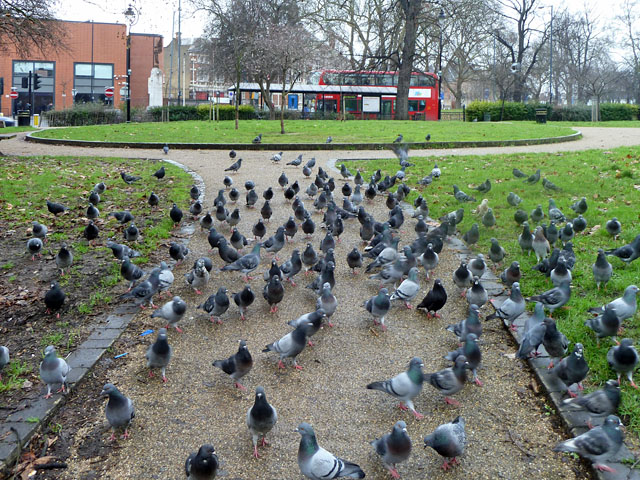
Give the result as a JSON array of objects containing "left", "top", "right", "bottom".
[{"left": 308, "top": 70, "right": 439, "bottom": 120}]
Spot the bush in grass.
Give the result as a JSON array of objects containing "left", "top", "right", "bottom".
[
  {"left": 467, "top": 101, "right": 639, "bottom": 122},
  {"left": 466, "top": 101, "right": 529, "bottom": 121},
  {"left": 599, "top": 103, "right": 639, "bottom": 121},
  {"left": 44, "top": 103, "right": 121, "bottom": 126}
]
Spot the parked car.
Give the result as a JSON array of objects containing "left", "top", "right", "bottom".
[{"left": 0, "top": 116, "right": 16, "bottom": 127}]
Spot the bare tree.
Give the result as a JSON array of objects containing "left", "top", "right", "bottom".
[
  {"left": 617, "top": 0, "right": 640, "bottom": 104},
  {"left": 584, "top": 58, "right": 619, "bottom": 121},
  {"left": 0, "top": 0, "right": 66, "bottom": 56}
]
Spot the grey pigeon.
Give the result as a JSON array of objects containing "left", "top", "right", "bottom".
[
  {"left": 453, "top": 185, "right": 475, "bottom": 203},
  {"left": 120, "top": 171, "right": 141, "bottom": 184},
  {"left": 213, "top": 340, "right": 253, "bottom": 390},
  {"left": 123, "top": 222, "right": 139, "bottom": 242},
  {"left": 109, "top": 210, "right": 134, "bottom": 224},
  {"left": 101, "top": 383, "right": 135, "bottom": 441},
  {"left": 225, "top": 158, "right": 242, "bottom": 172},
  {"left": 263, "top": 275, "right": 285, "bottom": 313},
  {"left": 169, "top": 242, "right": 189, "bottom": 264},
  {"left": 570, "top": 196, "right": 588, "bottom": 214},
  {"left": 32, "top": 221, "right": 48, "bottom": 242},
  {"left": 585, "top": 304, "right": 620, "bottom": 345},
  {"left": 44, "top": 281, "right": 66, "bottom": 317},
  {"left": 507, "top": 192, "right": 522, "bottom": 207},
  {"left": 607, "top": 339, "right": 639, "bottom": 388},
  {"left": 605, "top": 234, "right": 640, "bottom": 263},
  {"left": 514, "top": 209, "right": 528, "bottom": 225},
  {"left": 264, "top": 226, "right": 286, "bottom": 259},
  {"left": 55, "top": 243, "right": 73, "bottom": 275},
  {"left": 431, "top": 163, "right": 441, "bottom": 178},
  {"left": 468, "top": 254, "right": 486, "bottom": 279},
  {"left": 94, "top": 182, "right": 106, "bottom": 194},
  {"left": 592, "top": 249, "right": 613, "bottom": 290},
  {"left": 445, "top": 333, "right": 482, "bottom": 386},
  {"left": 316, "top": 283, "right": 337, "bottom": 327},
  {"left": 220, "top": 243, "right": 261, "bottom": 281},
  {"left": 548, "top": 198, "right": 566, "bottom": 223},
  {"left": 517, "top": 313, "right": 547, "bottom": 359},
  {"left": 488, "top": 238, "right": 506, "bottom": 265},
  {"left": 198, "top": 287, "right": 230, "bottom": 324},
  {"left": 513, "top": 168, "right": 528, "bottom": 178},
  {"left": 296, "top": 422, "right": 365, "bottom": 480},
  {"left": 486, "top": 282, "right": 525, "bottom": 331},
  {"left": 247, "top": 386, "right": 278, "bottom": 458},
  {"left": 367, "top": 357, "right": 425, "bottom": 419},
  {"left": 46, "top": 200, "right": 67, "bottom": 215},
  {"left": 518, "top": 222, "right": 534, "bottom": 255},
  {"left": 158, "top": 262, "right": 175, "bottom": 298},
  {"left": 605, "top": 218, "right": 621, "bottom": 238},
  {"left": 550, "top": 256, "right": 572, "bottom": 287},
  {"left": 572, "top": 214, "right": 587, "bottom": 233},
  {"left": 526, "top": 280, "right": 571, "bottom": 315},
  {"left": 262, "top": 323, "right": 309, "bottom": 370},
  {"left": 39, "top": 345, "right": 70, "bottom": 398},
  {"left": 121, "top": 256, "right": 145, "bottom": 291},
  {"left": 465, "top": 276, "right": 488, "bottom": 308},
  {"left": 371, "top": 421, "right": 412, "bottom": 479},
  {"left": 462, "top": 223, "right": 479, "bottom": 246},
  {"left": 530, "top": 205, "right": 544, "bottom": 224},
  {"left": 280, "top": 249, "right": 303, "bottom": 285},
  {"left": 482, "top": 208, "right": 496, "bottom": 228},
  {"left": 107, "top": 241, "right": 140, "bottom": 261},
  {"left": 560, "top": 222, "right": 574, "bottom": 245},
  {"left": 453, "top": 262, "right": 473, "bottom": 296},
  {"left": 390, "top": 267, "right": 420, "bottom": 309},
  {"left": 447, "top": 304, "right": 482, "bottom": 343},
  {"left": 151, "top": 296, "right": 187, "bottom": 332},
  {"left": 271, "top": 151, "right": 283, "bottom": 162},
  {"left": 365, "top": 288, "right": 392, "bottom": 332},
  {"left": 145, "top": 328, "right": 172, "bottom": 382},
  {"left": 185, "top": 444, "right": 218, "bottom": 480},
  {"left": 500, "top": 261, "right": 521, "bottom": 287},
  {"left": 563, "top": 380, "right": 621, "bottom": 425},
  {"left": 186, "top": 259, "right": 210, "bottom": 294},
  {"left": 424, "top": 416, "right": 466, "bottom": 471},
  {"left": 347, "top": 247, "right": 363, "bottom": 274},
  {"left": 588, "top": 285, "right": 638, "bottom": 323},
  {"left": 27, "top": 237, "right": 43, "bottom": 260},
  {"left": 424, "top": 355, "right": 469, "bottom": 406},
  {"left": 233, "top": 286, "right": 255, "bottom": 320},
  {"left": 550, "top": 343, "right": 589, "bottom": 397},
  {"left": 553, "top": 415, "right": 624, "bottom": 473},
  {"left": 524, "top": 168, "right": 541, "bottom": 184},
  {"left": 418, "top": 243, "right": 439, "bottom": 280},
  {"left": 542, "top": 317, "right": 569, "bottom": 368},
  {"left": 542, "top": 177, "right": 562, "bottom": 191},
  {"left": 532, "top": 226, "right": 550, "bottom": 261},
  {"left": 289, "top": 308, "right": 326, "bottom": 346},
  {"left": 0, "top": 346, "right": 8, "bottom": 381}
]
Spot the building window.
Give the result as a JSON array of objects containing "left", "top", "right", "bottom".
[
  {"left": 12, "top": 61, "right": 55, "bottom": 115},
  {"left": 73, "top": 63, "right": 114, "bottom": 103}
]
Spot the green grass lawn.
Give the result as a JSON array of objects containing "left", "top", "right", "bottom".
[
  {"left": 0, "top": 126, "right": 37, "bottom": 134},
  {"left": 31, "top": 120, "right": 577, "bottom": 144},
  {"left": 557, "top": 121, "right": 640, "bottom": 128},
  {"left": 349, "top": 146, "right": 640, "bottom": 431}
]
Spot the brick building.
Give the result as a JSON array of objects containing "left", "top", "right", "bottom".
[{"left": 0, "top": 20, "right": 162, "bottom": 116}]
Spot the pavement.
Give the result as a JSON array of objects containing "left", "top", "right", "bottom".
[{"left": 1, "top": 126, "right": 639, "bottom": 479}]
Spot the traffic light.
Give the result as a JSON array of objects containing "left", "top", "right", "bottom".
[
  {"left": 33, "top": 73, "right": 42, "bottom": 90},
  {"left": 21, "top": 77, "right": 28, "bottom": 88},
  {"left": 0, "top": 77, "right": 4, "bottom": 94}
]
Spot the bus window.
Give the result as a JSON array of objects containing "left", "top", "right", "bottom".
[
  {"left": 408, "top": 100, "right": 418, "bottom": 112},
  {"left": 410, "top": 74, "right": 436, "bottom": 87},
  {"left": 344, "top": 95, "right": 359, "bottom": 112},
  {"left": 419, "top": 100, "right": 426, "bottom": 110}
]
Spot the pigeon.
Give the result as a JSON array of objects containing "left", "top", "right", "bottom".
[
  {"left": 517, "top": 312, "right": 547, "bottom": 359},
  {"left": 120, "top": 171, "right": 141, "bottom": 184},
  {"left": 550, "top": 256, "right": 572, "bottom": 287},
  {"left": 252, "top": 134, "right": 262, "bottom": 144},
  {"left": 170, "top": 203, "right": 183, "bottom": 226},
  {"left": 453, "top": 262, "right": 473, "bottom": 296},
  {"left": 346, "top": 248, "right": 363, "bottom": 274},
  {"left": 465, "top": 276, "right": 488, "bottom": 308},
  {"left": 263, "top": 323, "right": 308, "bottom": 369},
  {"left": 365, "top": 288, "right": 392, "bottom": 332},
  {"left": 0, "top": 346, "right": 8, "bottom": 381},
  {"left": 530, "top": 205, "right": 544, "bottom": 224},
  {"left": 514, "top": 209, "right": 528, "bottom": 225},
  {"left": 158, "top": 262, "right": 175, "bottom": 298},
  {"left": 147, "top": 192, "right": 159, "bottom": 209},
  {"left": 213, "top": 340, "right": 253, "bottom": 390},
  {"left": 198, "top": 287, "right": 230, "bottom": 324},
  {"left": 393, "top": 134, "right": 403, "bottom": 143},
  {"left": 553, "top": 415, "right": 624, "bottom": 473},
  {"left": 526, "top": 281, "right": 571, "bottom": 315},
  {"left": 263, "top": 275, "right": 285, "bottom": 313},
  {"left": 371, "top": 421, "right": 412, "bottom": 479},
  {"left": 500, "top": 261, "right": 521, "bottom": 287},
  {"left": 185, "top": 444, "right": 218, "bottom": 480},
  {"left": 532, "top": 226, "right": 550, "bottom": 261},
  {"left": 462, "top": 223, "right": 479, "bottom": 246},
  {"left": 447, "top": 304, "right": 482, "bottom": 342},
  {"left": 488, "top": 238, "right": 506, "bottom": 265},
  {"left": 316, "top": 283, "right": 337, "bottom": 326},
  {"left": 101, "top": 383, "right": 135, "bottom": 441},
  {"left": 264, "top": 226, "right": 286, "bottom": 259},
  {"left": 87, "top": 203, "right": 100, "bottom": 219},
  {"left": 27, "top": 237, "right": 43, "bottom": 260},
  {"left": 472, "top": 178, "right": 491, "bottom": 193},
  {"left": 109, "top": 210, "right": 135, "bottom": 224},
  {"left": 417, "top": 279, "right": 447, "bottom": 319},
  {"left": 512, "top": 168, "right": 527, "bottom": 178},
  {"left": 168, "top": 242, "right": 189, "bottom": 265},
  {"left": 560, "top": 222, "right": 574, "bottom": 245},
  {"left": 605, "top": 218, "right": 622, "bottom": 238},
  {"left": 546, "top": 222, "right": 559, "bottom": 245},
  {"left": 84, "top": 221, "right": 99, "bottom": 244},
  {"left": 585, "top": 304, "right": 621, "bottom": 345},
  {"left": 453, "top": 185, "right": 476, "bottom": 203},
  {"left": 107, "top": 241, "right": 140, "bottom": 261},
  {"left": 573, "top": 215, "right": 587, "bottom": 233},
  {"left": 340, "top": 163, "right": 352, "bottom": 179},
  {"left": 190, "top": 201, "right": 203, "bottom": 218},
  {"left": 288, "top": 308, "right": 326, "bottom": 346},
  {"left": 468, "top": 254, "right": 486, "bottom": 280},
  {"left": 225, "top": 158, "right": 242, "bottom": 172},
  {"left": 507, "top": 192, "right": 522, "bottom": 207},
  {"left": 570, "top": 196, "right": 588, "bottom": 214},
  {"left": 542, "top": 177, "right": 562, "bottom": 191},
  {"left": 524, "top": 168, "right": 541, "bottom": 184},
  {"left": 247, "top": 386, "right": 278, "bottom": 458},
  {"left": 563, "top": 380, "right": 621, "bottom": 424},
  {"left": 229, "top": 149, "right": 236, "bottom": 159},
  {"left": 605, "top": 234, "right": 640, "bottom": 264},
  {"left": 367, "top": 357, "right": 425, "bottom": 419},
  {"left": 424, "top": 355, "right": 469, "bottom": 406},
  {"left": 445, "top": 333, "right": 482, "bottom": 386},
  {"left": 326, "top": 136, "right": 333, "bottom": 144},
  {"left": 284, "top": 216, "right": 298, "bottom": 242},
  {"left": 31, "top": 221, "right": 47, "bottom": 243},
  {"left": 271, "top": 151, "right": 283, "bottom": 162},
  {"left": 423, "top": 416, "right": 466, "bottom": 471},
  {"left": 120, "top": 267, "right": 161, "bottom": 308},
  {"left": 121, "top": 256, "right": 145, "bottom": 291},
  {"left": 145, "top": 328, "right": 172, "bottom": 382},
  {"left": 419, "top": 174, "right": 433, "bottom": 186},
  {"left": 162, "top": 143, "right": 169, "bottom": 155},
  {"left": 518, "top": 222, "right": 534, "bottom": 255},
  {"left": 153, "top": 165, "right": 166, "bottom": 179},
  {"left": 278, "top": 172, "right": 289, "bottom": 189},
  {"left": 548, "top": 198, "right": 566, "bottom": 224},
  {"left": 486, "top": 282, "right": 525, "bottom": 331},
  {"left": 39, "top": 345, "right": 70, "bottom": 399},
  {"left": 44, "top": 282, "right": 65, "bottom": 317},
  {"left": 46, "top": 200, "right": 67, "bottom": 216},
  {"left": 229, "top": 187, "right": 240, "bottom": 203},
  {"left": 543, "top": 317, "right": 569, "bottom": 368},
  {"left": 94, "top": 182, "right": 106, "bottom": 194},
  {"left": 296, "top": 422, "right": 365, "bottom": 480},
  {"left": 418, "top": 243, "right": 439, "bottom": 280},
  {"left": 151, "top": 296, "right": 187, "bottom": 332},
  {"left": 588, "top": 285, "right": 639, "bottom": 323},
  {"left": 220, "top": 243, "right": 261, "bottom": 281},
  {"left": 390, "top": 267, "right": 420, "bottom": 309},
  {"left": 280, "top": 249, "right": 303, "bottom": 285},
  {"left": 432, "top": 163, "right": 441, "bottom": 178},
  {"left": 185, "top": 259, "right": 209, "bottom": 295},
  {"left": 607, "top": 339, "right": 639, "bottom": 388},
  {"left": 233, "top": 285, "right": 255, "bottom": 320},
  {"left": 550, "top": 343, "right": 590, "bottom": 397}
]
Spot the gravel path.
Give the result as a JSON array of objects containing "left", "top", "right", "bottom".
[{"left": 5, "top": 126, "right": 637, "bottom": 479}]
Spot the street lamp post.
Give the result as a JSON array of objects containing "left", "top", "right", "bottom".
[
  {"left": 124, "top": 4, "right": 139, "bottom": 123},
  {"left": 539, "top": 5, "right": 553, "bottom": 104},
  {"left": 437, "top": 8, "right": 445, "bottom": 120}
]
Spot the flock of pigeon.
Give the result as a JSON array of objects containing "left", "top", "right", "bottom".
[{"left": 3, "top": 137, "right": 638, "bottom": 479}]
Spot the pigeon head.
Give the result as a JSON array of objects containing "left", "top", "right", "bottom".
[
  {"left": 43, "top": 345, "right": 56, "bottom": 357},
  {"left": 394, "top": 420, "right": 408, "bottom": 433},
  {"left": 157, "top": 328, "right": 168, "bottom": 341},
  {"left": 605, "top": 379, "right": 620, "bottom": 389},
  {"left": 572, "top": 343, "right": 584, "bottom": 358},
  {"left": 255, "top": 385, "right": 266, "bottom": 399},
  {"left": 197, "top": 444, "right": 216, "bottom": 458},
  {"left": 100, "top": 383, "right": 119, "bottom": 397},
  {"left": 409, "top": 357, "right": 424, "bottom": 370},
  {"left": 239, "top": 339, "right": 248, "bottom": 350},
  {"left": 619, "top": 338, "right": 634, "bottom": 349},
  {"left": 296, "top": 422, "right": 314, "bottom": 436},
  {"left": 604, "top": 415, "right": 624, "bottom": 429},
  {"left": 172, "top": 296, "right": 182, "bottom": 303},
  {"left": 465, "top": 333, "right": 478, "bottom": 344},
  {"left": 454, "top": 355, "right": 469, "bottom": 369}
]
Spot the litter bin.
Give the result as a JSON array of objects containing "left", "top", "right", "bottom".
[
  {"left": 17, "top": 110, "right": 31, "bottom": 127},
  {"left": 483, "top": 112, "right": 491, "bottom": 122},
  {"left": 535, "top": 108, "right": 548, "bottom": 124}
]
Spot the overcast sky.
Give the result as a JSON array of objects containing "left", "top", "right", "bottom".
[{"left": 55, "top": 0, "right": 624, "bottom": 44}]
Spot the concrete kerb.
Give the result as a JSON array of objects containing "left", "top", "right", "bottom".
[
  {"left": 25, "top": 130, "right": 583, "bottom": 151},
  {"left": 447, "top": 238, "right": 636, "bottom": 480},
  {"left": 0, "top": 157, "right": 204, "bottom": 474}
]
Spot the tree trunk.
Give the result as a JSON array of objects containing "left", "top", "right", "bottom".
[
  {"left": 235, "top": 68, "right": 241, "bottom": 130},
  {"left": 281, "top": 68, "right": 286, "bottom": 135},
  {"left": 396, "top": 0, "right": 421, "bottom": 120}
]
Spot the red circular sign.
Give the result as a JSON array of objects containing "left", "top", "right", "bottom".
[
  {"left": 104, "top": 87, "right": 114, "bottom": 98},
  {"left": 9, "top": 90, "right": 18, "bottom": 99}
]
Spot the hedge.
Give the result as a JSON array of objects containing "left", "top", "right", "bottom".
[
  {"left": 44, "top": 104, "right": 122, "bottom": 126},
  {"left": 466, "top": 101, "right": 639, "bottom": 122},
  {"left": 147, "top": 104, "right": 257, "bottom": 121}
]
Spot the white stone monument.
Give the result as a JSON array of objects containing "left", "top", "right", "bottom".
[{"left": 148, "top": 67, "right": 163, "bottom": 108}]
